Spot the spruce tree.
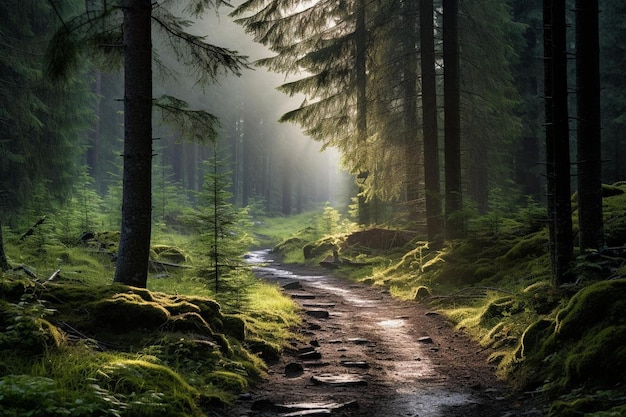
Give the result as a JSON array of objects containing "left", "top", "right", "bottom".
[{"left": 47, "top": 0, "right": 248, "bottom": 287}]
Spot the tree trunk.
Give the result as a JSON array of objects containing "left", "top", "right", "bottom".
[
  {"left": 547, "top": 0, "right": 573, "bottom": 283},
  {"left": 443, "top": 0, "right": 463, "bottom": 239},
  {"left": 543, "top": 0, "right": 555, "bottom": 271},
  {"left": 575, "top": 0, "right": 604, "bottom": 252},
  {"left": 114, "top": 0, "right": 153, "bottom": 288},
  {"left": 355, "top": 0, "right": 370, "bottom": 226},
  {"left": 420, "top": 0, "right": 443, "bottom": 243},
  {"left": 0, "top": 222, "right": 9, "bottom": 272},
  {"left": 402, "top": 0, "right": 421, "bottom": 225},
  {"left": 282, "top": 155, "right": 292, "bottom": 215}
]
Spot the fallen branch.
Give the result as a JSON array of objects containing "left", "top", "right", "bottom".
[{"left": 19, "top": 216, "right": 46, "bottom": 241}]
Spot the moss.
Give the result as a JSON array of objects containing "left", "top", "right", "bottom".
[
  {"left": 555, "top": 279, "right": 626, "bottom": 338},
  {"left": 547, "top": 397, "right": 607, "bottom": 417},
  {"left": 97, "top": 358, "right": 202, "bottom": 416},
  {"left": 497, "top": 230, "right": 550, "bottom": 263},
  {"left": 88, "top": 293, "right": 170, "bottom": 332},
  {"left": 166, "top": 312, "right": 215, "bottom": 335},
  {"left": 565, "top": 325, "right": 626, "bottom": 385},
  {"left": 152, "top": 245, "right": 187, "bottom": 264},
  {"left": 163, "top": 300, "right": 202, "bottom": 316},
  {"left": 413, "top": 285, "right": 431, "bottom": 300},
  {"left": 246, "top": 338, "right": 281, "bottom": 362},
  {"left": 206, "top": 370, "right": 248, "bottom": 393},
  {"left": 222, "top": 314, "right": 247, "bottom": 341}
]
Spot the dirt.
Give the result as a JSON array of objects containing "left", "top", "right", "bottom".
[{"left": 225, "top": 250, "right": 543, "bottom": 417}]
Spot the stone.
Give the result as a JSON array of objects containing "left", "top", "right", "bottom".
[
  {"left": 305, "top": 310, "right": 330, "bottom": 319},
  {"left": 417, "top": 336, "right": 434, "bottom": 344},
  {"left": 283, "top": 281, "right": 303, "bottom": 290},
  {"left": 340, "top": 361, "right": 369, "bottom": 369},
  {"left": 311, "top": 374, "right": 368, "bottom": 386},
  {"left": 285, "top": 362, "right": 304, "bottom": 377},
  {"left": 299, "top": 350, "right": 322, "bottom": 360}
]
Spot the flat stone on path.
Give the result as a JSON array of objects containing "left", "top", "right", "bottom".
[
  {"left": 305, "top": 309, "right": 330, "bottom": 319},
  {"left": 283, "top": 281, "right": 303, "bottom": 290},
  {"left": 340, "top": 361, "right": 369, "bottom": 369},
  {"left": 347, "top": 337, "right": 370, "bottom": 345},
  {"left": 299, "top": 350, "right": 322, "bottom": 360},
  {"left": 311, "top": 374, "right": 368, "bottom": 386},
  {"left": 417, "top": 336, "right": 434, "bottom": 344},
  {"left": 290, "top": 293, "right": 317, "bottom": 299}
]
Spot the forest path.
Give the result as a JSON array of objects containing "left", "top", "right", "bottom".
[{"left": 226, "top": 250, "right": 541, "bottom": 417}]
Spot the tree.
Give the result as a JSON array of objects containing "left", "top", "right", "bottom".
[
  {"left": 47, "top": 0, "right": 248, "bottom": 287},
  {"left": 443, "top": 0, "right": 463, "bottom": 239},
  {"left": 575, "top": 0, "right": 604, "bottom": 252},
  {"left": 1, "top": 0, "right": 92, "bottom": 225},
  {"left": 0, "top": 222, "right": 9, "bottom": 271},
  {"left": 544, "top": 0, "right": 573, "bottom": 283},
  {"left": 420, "top": 0, "right": 442, "bottom": 242},
  {"left": 114, "top": 0, "right": 154, "bottom": 286}
]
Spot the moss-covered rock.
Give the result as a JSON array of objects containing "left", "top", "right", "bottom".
[
  {"left": 152, "top": 245, "right": 188, "bottom": 264},
  {"left": 88, "top": 292, "right": 170, "bottom": 332}
]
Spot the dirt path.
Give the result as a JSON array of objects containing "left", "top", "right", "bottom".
[{"left": 226, "top": 250, "right": 542, "bottom": 417}]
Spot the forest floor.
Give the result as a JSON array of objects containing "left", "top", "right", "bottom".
[{"left": 225, "top": 250, "right": 544, "bottom": 417}]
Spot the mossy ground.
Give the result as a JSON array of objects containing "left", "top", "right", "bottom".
[
  {"left": 0, "top": 229, "right": 301, "bottom": 417},
  {"left": 270, "top": 183, "right": 626, "bottom": 416}
]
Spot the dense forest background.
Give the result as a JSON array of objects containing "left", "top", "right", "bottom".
[{"left": 1, "top": 0, "right": 625, "bottom": 260}]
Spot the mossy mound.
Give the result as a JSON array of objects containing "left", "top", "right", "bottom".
[
  {"left": 152, "top": 245, "right": 188, "bottom": 264},
  {"left": 511, "top": 279, "right": 626, "bottom": 414},
  {"left": 89, "top": 292, "right": 171, "bottom": 332}
]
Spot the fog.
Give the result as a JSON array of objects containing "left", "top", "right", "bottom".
[{"left": 155, "top": 2, "right": 352, "bottom": 209}]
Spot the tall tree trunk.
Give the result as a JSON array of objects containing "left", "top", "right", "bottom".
[
  {"left": 420, "top": 0, "right": 443, "bottom": 243},
  {"left": 575, "top": 0, "right": 604, "bottom": 252},
  {"left": 87, "top": 71, "right": 102, "bottom": 186},
  {"left": 114, "top": 0, "right": 153, "bottom": 288},
  {"left": 402, "top": 0, "right": 421, "bottom": 225},
  {"left": 443, "top": 0, "right": 463, "bottom": 239},
  {"left": 547, "top": 0, "right": 573, "bottom": 283},
  {"left": 355, "top": 0, "right": 370, "bottom": 226},
  {"left": 543, "top": 0, "right": 555, "bottom": 272},
  {"left": 0, "top": 222, "right": 9, "bottom": 272},
  {"left": 282, "top": 155, "right": 292, "bottom": 215}
]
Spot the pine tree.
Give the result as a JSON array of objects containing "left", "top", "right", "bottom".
[
  {"left": 195, "top": 142, "right": 252, "bottom": 293},
  {"left": 420, "top": 0, "right": 443, "bottom": 242},
  {"left": 47, "top": 0, "right": 248, "bottom": 287},
  {"left": 575, "top": 0, "right": 604, "bottom": 253},
  {"left": 0, "top": 0, "right": 93, "bottom": 224},
  {"left": 443, "top": 0, "right": 463, "bottom": 238}
]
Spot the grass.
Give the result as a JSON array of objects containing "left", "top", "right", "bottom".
[{"left": 0, "top": 223, "right": 303, "bottom": 417}]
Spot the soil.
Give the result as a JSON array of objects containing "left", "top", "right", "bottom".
[{"left": 225, "top": 250, "right": 543, "bottom": 417}]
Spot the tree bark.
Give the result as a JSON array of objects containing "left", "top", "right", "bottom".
[
  {"left": 355, "top": 0, "right": 370, "bottom": 226},
  {"left": 114, "top": 0, "right": 153, "bottom": 288},
  {"left": 575, "top": 0, "right": 604, "bottom": 252},
  {"left": 420, "top": 0, "right": 443, "bottom": 243},
  {"left": 402, "top": 0, "right": 422, "bottom": 224},
  {"left": 547, "top": 0, "right": 573, "bottom": 283},
  {"left": 0, "top": 222, "right": 9, "bottom": 272},
  {"left": 443, "top": 0, "right": 463, "bottom": 239}
]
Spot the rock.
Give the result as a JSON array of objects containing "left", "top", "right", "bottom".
[
  {"left": 285, "top": 362, "right": 304, "bottom": 377},
  {"left": 283, "top": 281, "right": 303, "bottom": 290},
  {"left": 305, "top": 310, "right": 330, "bottom": 319},
  {"left": 417, "top": 336, "right": 434, "bottom": 344},
  {"left": 311, "top": 374, "right": 368, "bottom": 386},
  {"left": 340, "top": 361, "right": 369, "bottom": 368},
  {"left": 347, "top": 337, "right": 370, "bottom": 345},
  {"left": 299, "top": 350, "right": 322, "bottom": 360},
  {"left": 290, "top": 293, "right": 317, "bottom": 299}
]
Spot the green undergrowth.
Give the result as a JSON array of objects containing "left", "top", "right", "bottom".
[
  {"left": 0, "top": 230, "right": 301, "bottom": 416},
  {"left": 270, "top": 183, "right": 626, "bottom": 416}
]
